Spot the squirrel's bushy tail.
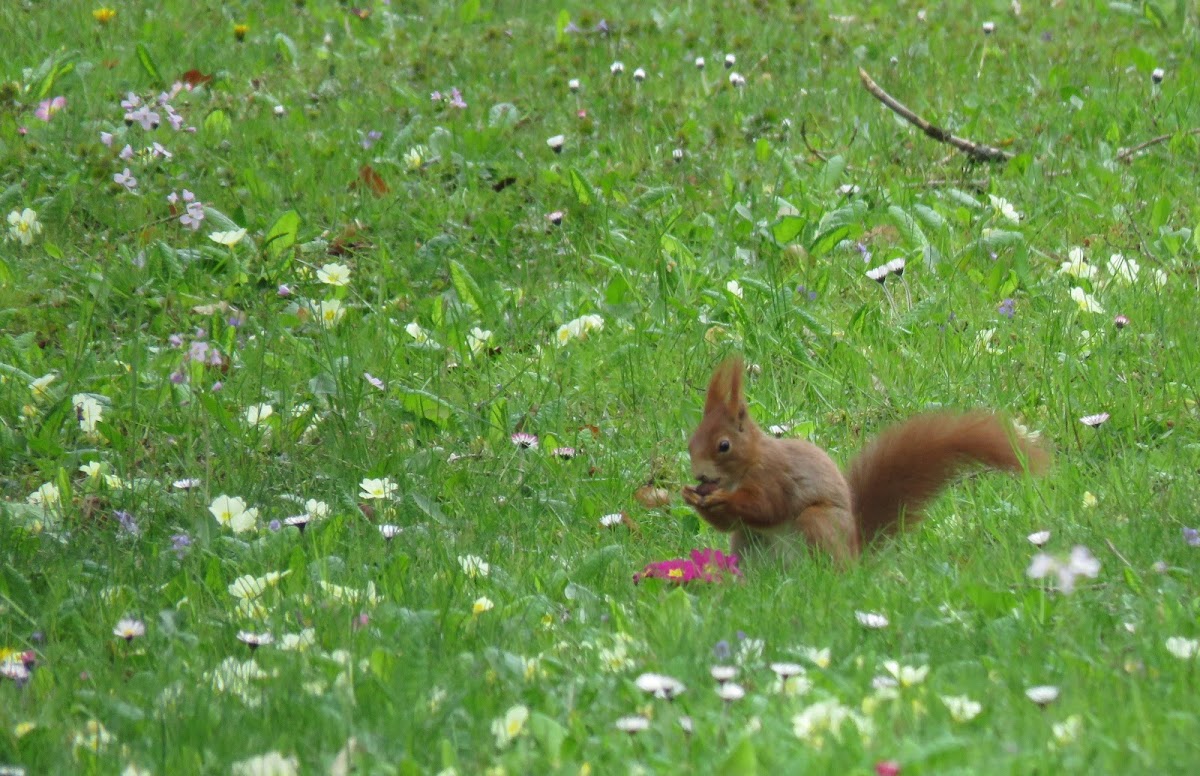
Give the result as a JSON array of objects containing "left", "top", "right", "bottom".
[{"left": 846, "top": 412, "right": 1048, "bottom": 547}]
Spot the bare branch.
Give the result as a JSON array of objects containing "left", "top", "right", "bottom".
[
  {"left": 858, "top": 68, "right": 1013, "bottom": 164},
  {"left": 1116, "top": 127, "right": 1200, "bottom": 163}
]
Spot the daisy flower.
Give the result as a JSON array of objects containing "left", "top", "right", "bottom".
[
  {"left": 237, "top": 631, "right": 274, "bottom": 650},
  {"left": 491, "top": 705, "right": 529, "bottom": 748},
  {"left": 209, "top": 228, "right": 247, "bottom": 247},
  {"left": 113, "top": 618, "right": 146, "bottom": 641},
  {"left": 317, "top": 262, "right": 352, "bottom": 286},
  {"left": 635, "top": 672, "right": 686, "bottom": 699},
  {"left": 856, "top": 611, "right": 889, "bottom": 629},
  {"left": 614, "top": 716, "right": 649, "bottom": 734},
  {"left": 510, "top": 432, "right": 538, "bottom": 449},
  {"left": 7, "top": 208, "right": 43, "bottom": 246},
  {"left": 359, "top": 477, "right": 397, "bottom": 500},
  {"left": 209, "top": 495, "right": 259, "bottom": 534},
  {"left": 458, "top": 555, "right": 490, "bottom": 578},
  {"left": 940, "top": 694, "right": 982, "bottom": 722},
  {"left": 1028, "top": 530, "right": 1051, "bottom": 546},
  {"left": 1165, "top": 637, "right": 1199, "bottom": 659},
  {"left": 717, "top": 682, "right": 746, "bottom": 701},
  {"left": 1025, "top": 685, "right": 1059, "bottom": 706}
]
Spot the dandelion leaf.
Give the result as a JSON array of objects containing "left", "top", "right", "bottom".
[{"left": 718, "top": 737, "right": 759, "bottom": 776}]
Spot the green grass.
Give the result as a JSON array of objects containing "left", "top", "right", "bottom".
[{"left": 2, "top": 0, "right": 1199, "bottom": 773}]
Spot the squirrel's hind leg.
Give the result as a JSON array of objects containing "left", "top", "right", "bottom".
[{"left": 796, "top": 505, "right": 859, "bottom": 566}]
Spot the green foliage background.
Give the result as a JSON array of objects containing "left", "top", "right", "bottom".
[{"left": 1, "top": 0, "right": 1198, "bottom": 773}]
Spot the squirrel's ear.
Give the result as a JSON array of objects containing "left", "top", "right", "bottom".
[
  {"left": 725, "top": 357, "right": 744, "bottom": 411},
  {"left": 703, "top": 356, "right": 748, "bottom": 417},
  {"left": 703, "top": 361, "right": 729, "bottom": 415}
]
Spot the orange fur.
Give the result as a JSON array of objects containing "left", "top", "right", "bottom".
[{"left": 681, "top": 357, "right": 1048, "bottom": 563}]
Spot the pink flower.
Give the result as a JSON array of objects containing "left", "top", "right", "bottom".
[
  {"left": 634, "top": 548, "right": 742, "bottom": 584},
  {"left": 35, "top": 96, "right": 66, "bottom": 122},
  {"left": 634, "top": 558, "right": 700, "bottom": 584},
  {"left": 690, "top": 548, "right": 741, "bottom": 581},
  {"left": 114, "top": 168, "right": 138, "bottom": 192},
  {"left": 170, "top": 190, "right": 206, "bottom": 230},
  {"left": 510, "top": 432, "right": 538, "bottom": 450}
]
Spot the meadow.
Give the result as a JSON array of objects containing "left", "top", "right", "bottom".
[{"left": 2, "top": 0, "right": 1199, "bottom": 773}]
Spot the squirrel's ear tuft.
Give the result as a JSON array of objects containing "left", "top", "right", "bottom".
[
  {"left": 703, "top": 361, "right": 729, "bottom": 415},
  {"left": 725, "top": 356, "right": 744, "bottom": 410},
  {"left": 703, "top": 356, "right": 745, "bottom": 416}
]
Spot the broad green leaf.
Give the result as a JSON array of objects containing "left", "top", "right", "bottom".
[
  {"left": 448, "top": 260, "right": 485, "bottom": 314},
  {"left": 410, "top": 492, "right": 448, "bottom": 525},
  {"left": 274, "top": 33, "right": 298, "bottom": 65},
  {"left": 809, "top": 224, "right": 850, "bottom": 258},
  {"left": 35, "top": 55, "right": 77, "bottom": 99},
  {"left": 944, "top": 188, "right": 982, "bottom": 210},
  {"left": 529, "top": 713, "right": 567, "bottom": 765},
  {"left": 979, "top": 229, "right": 1024, "bottom": 248},
  {"left": 263, "top": 210, "right": 300, "bottom": 259},
  {"left": 888, "top": 205, "right": 929, "bottom": 248},
  {"left": 660, "top": 233, "right": 696, "bottom": 270},
  {"left": 605, "top": 273, "right": 633, "bottom": 305},
  {"left": 204, "top": 109, "right": 231, "bottom": 138},
  {"left": 135, "top": 43, "right": 162, "bottom": 85},
  {"left": 771, "top": 215, "right": 805, "bottom": 245},
  {"left": 1144, "top": 2, "right": 1167, "bottom": 28},
  {"left": 818, "top": 154, "right": 846, "bottom": 189},
  {"left": 913, "top": 204, "right": 947, "bottom": 231},
  {"left": 554, "top": 9, "right": 570, "bottom": 44},
  {"left": 816, "top": 199, "right": 867, "bottom": 232},
  {"left": 459, "top": 0, "right": 481, "bottom": 23},
  {"left": 203, "top": 207, "right": 240, "bottom": 233},
  {"left": 718, "top": 737, "right": 758, "bottom": 776},
  {"left": 399, "top": 389, "right": 455, "bottom": 427},
  {"left": 569, "top": 168, "right": 593, "bottom": 206},
  {"left": 487, "top": 398, "right": 508, "bottom": 443}
]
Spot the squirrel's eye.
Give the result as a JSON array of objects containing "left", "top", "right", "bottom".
[{"left": 717, "top": 439, "right": 731, "bottom": 453}]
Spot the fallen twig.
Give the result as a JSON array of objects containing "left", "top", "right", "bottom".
[
  {"left": 1116, "top": 127, "right": 1200, "bottom": 163},
  {"left": 906, "top": 177, "right": 991, "bottom": 192},
  {"left": 858, "top": 68, "right": 1013, "bottom": 164},
  {"left": 1105, "top": 538, "right": 1133, "bottom": 569},
  {"left": 798, "top": 121, "right": 859, "bottom": 170}
]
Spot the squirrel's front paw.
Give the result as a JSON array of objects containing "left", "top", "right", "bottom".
[{"left": 682, "top": 483, "right": 726, "bottom": 509}]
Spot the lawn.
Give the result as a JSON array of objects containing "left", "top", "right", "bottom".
[{"left": 2, "top": 1, "right": 1199, "bottom": 773}]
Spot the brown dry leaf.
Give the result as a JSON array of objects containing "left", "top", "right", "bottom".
[
  {"left": 352, "top": 164, "right": 389, "bottom": 196},
  {"left": 181, "top": 69, "right": 214, "bottom": 87},
  {"left": 329, "top": 220, "right": 372, "bottom": 256},
  {"left": 634, "top": 484, "right": 672, "bottom": 509}
]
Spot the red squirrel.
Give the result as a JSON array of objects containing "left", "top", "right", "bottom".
[{"left": 681, "top": 357, "right": 1049, "bottom": 563}]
